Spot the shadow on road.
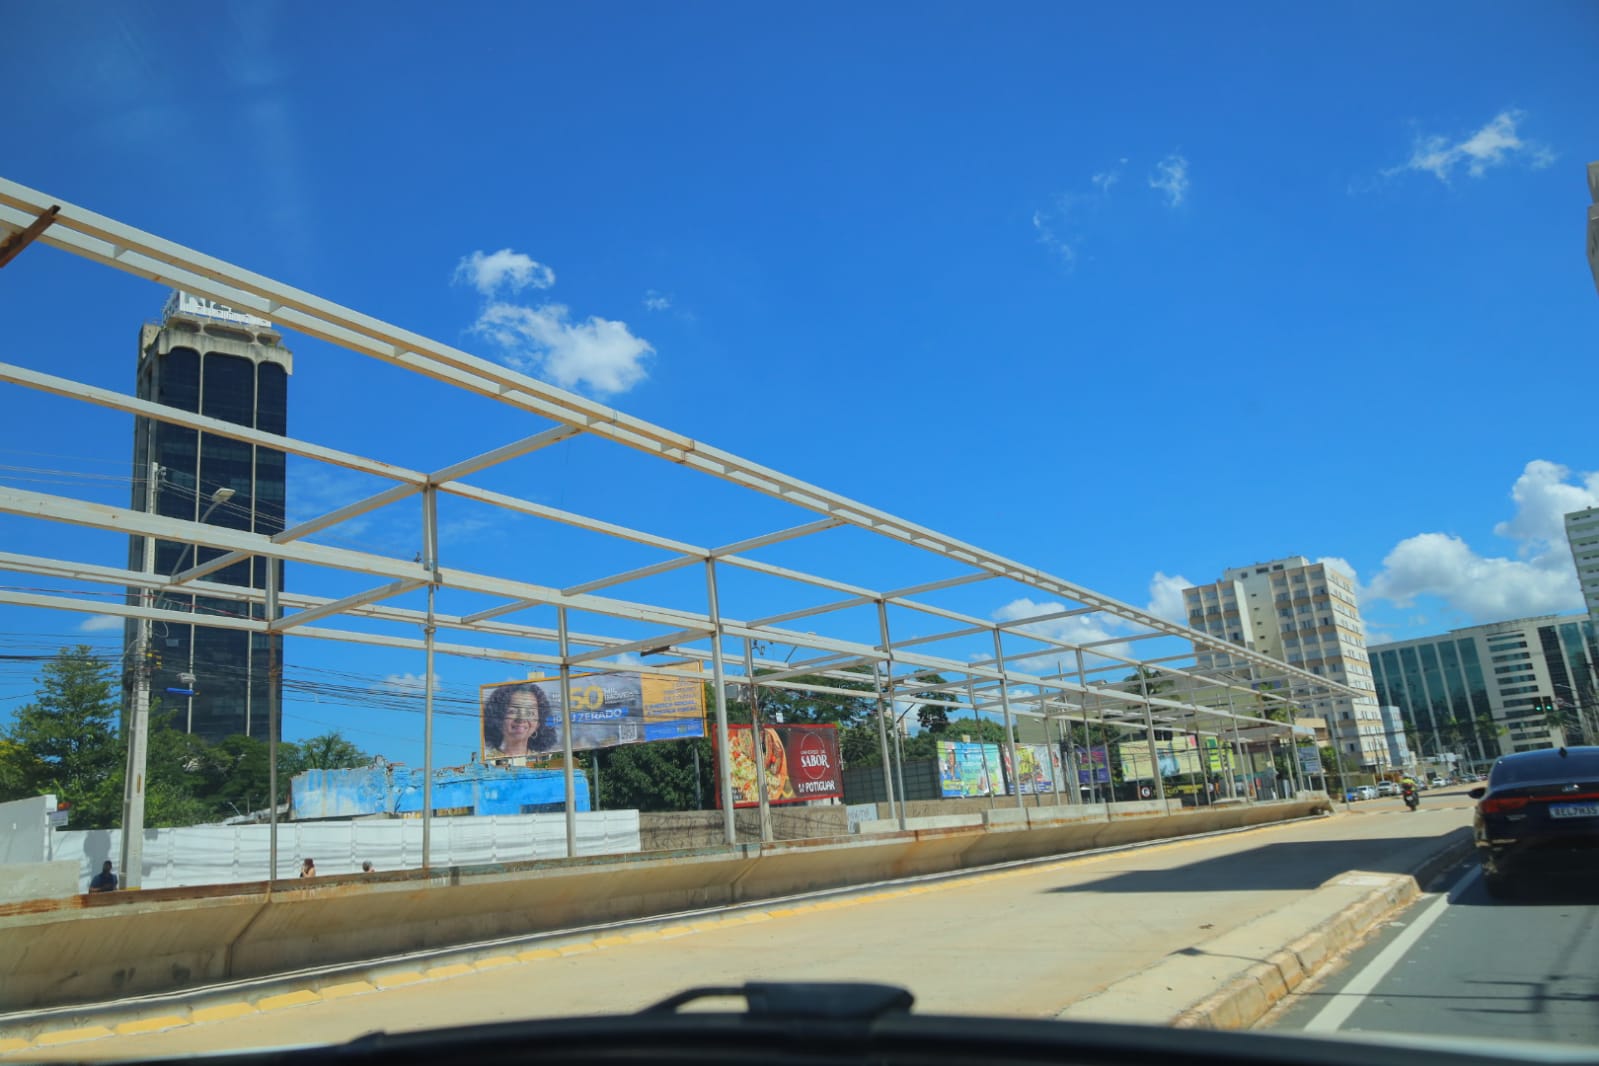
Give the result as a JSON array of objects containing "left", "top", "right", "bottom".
[
  {"left": 1455, "top": 863, "right": 1599, "bottom": 909},
  {"left": 1045, "top": 834, "right": 1465, "bottom": 894}
]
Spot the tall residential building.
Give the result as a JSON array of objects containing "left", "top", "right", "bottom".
[
  {"left": 1566, "top": 507, "right": 1599, "bottom": 626},
  {"left": 1182, "top": 556, "right": 1387, "bottom": 767},
  {"left": 124, "top": 292, "right": 291, "bottom": 742},
  {"left": 1369, "top": 614, "right": 1599, "bottom": 765}
]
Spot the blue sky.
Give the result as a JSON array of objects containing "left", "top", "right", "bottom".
[{"left": 1, "top": 2, "right": 1596, "bottom": 764}]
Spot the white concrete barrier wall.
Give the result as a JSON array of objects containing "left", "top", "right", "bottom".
[
  {"left": 0, "top": 795, "right": 55, "bottom": 864},
  {"left": 52, "top": 811, "right": 641, "bottom": 892}
]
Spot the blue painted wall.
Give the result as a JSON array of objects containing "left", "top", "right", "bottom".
[{"left": 291, "top": 763, "right": 590, "bottom": 819}]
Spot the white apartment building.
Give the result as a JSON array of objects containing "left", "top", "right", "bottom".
[
  {"left": 1182, "top": 556, "right": 1388, "bottom": 767},
  {"left": 1566, "top": 506, "right": 1599, "bottom": 627}
]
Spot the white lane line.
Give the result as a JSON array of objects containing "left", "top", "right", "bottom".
[{"left": 1302, "top": 865, "right": 1481, "bottom": 1033}]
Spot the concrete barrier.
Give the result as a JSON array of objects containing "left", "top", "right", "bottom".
[
  {"left": 0, "top": 861, "right": 78, "bottom": 905},
  {"left": 0, "top": 799, "right": 1322, "bottom": 1012}
]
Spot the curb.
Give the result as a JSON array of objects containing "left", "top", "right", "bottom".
[{"left": 1170, "top": 828, "right": 1474, "bottom": 1030}]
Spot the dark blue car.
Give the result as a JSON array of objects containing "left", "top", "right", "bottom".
[{"left": 1470, "top": 745, "right": 1599, "bottom": 898}]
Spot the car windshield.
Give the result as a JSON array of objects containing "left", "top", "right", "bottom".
[{"left": 0, "top": 3, "right": 1596, "bottom": 1063}]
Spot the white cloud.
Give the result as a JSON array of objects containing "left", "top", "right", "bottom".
[
  {"left": 1090, "top": 159, "right": 1126, "bottom": 193},
  {"left": 380, "top": 672, "right": 444, "bottom": 696},
  {"left": 993, "top": 596, "right": 1133, "bottom": 665},
  {"left": 1316, "top": 556, "right": 1360, "bottom": 585},
  {"left": 1364, "top": 460, "right": 1598, "bottom": 623},
  {"left": 473, "top": 302, "right": 653, "bottom": 396},
  {"left": 642, "top": 290, "right": 671, "bottom": 311},
  {"left": 454, "top": 249, "right": 556, "bottom": 296},
  {"left": 79, "top": 614, "right": 123, "bottom": 633},
  {"left": 1148, "top": 154, "right": 1189, "bottom": 207},
  {"left": 1031, "top": 209, "right": 1075, "bottom": 264},
  {"left": 1389, "top": 109, "right": 1554, "bottom": 183},
  {"left": 1144, "top": 571, "right": 1191, "bottom": 623}
]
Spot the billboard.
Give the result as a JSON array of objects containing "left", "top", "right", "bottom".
[
  {"left": 480, "top": 670, "right": 705, "bottom": 763},
  {"left": 1002, "top": 743, "right": 1064, "bottom": 794},
  {"left": 720, "top": 723, "right": 843, "bottom": 807},
  {"left": 937, "top": 740, "right": 1003, "bottom": 798},
  {"left": 1118, "top": 735, "right": 1207, "bottom": 781},
  {"left": 1070, "top": 745, "right": 1113, "bottom": 785}
]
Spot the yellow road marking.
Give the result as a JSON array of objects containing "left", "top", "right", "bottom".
[
  {"left": 256, "top": 989, "right": 322, "bottom": 1012},
  {"left": 113, "top": 1015, "right": 189, "bottom": 1036}
]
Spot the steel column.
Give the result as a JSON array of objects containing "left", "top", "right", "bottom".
[
  {"left": 558, "top": 606, "right": 576, "bottom": 858},
  {"left": 704, "top": 560, "right": 736, "bottom": 844}
]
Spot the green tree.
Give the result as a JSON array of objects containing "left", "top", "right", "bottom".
[
  {"left": 0, "top": 739, "right": 46, "bottom": 802},
  {"left": 295, "top": 732, "right": 371, "bottom": 770},
  {"left": 1, "top": 646, "right": 123, "bottom": 826},
  {"left": 594, "top": 737, "right": 713, "bottom": 812}
]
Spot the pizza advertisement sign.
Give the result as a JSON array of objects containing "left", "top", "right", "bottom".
[{"left": 718, "top": 723, "right": 843, "bottom": 807}]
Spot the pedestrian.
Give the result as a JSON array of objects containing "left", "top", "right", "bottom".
[
  {"left": 88, "top": 860, "right": 117, "bottom": 893},
  {"left": 361, "top": 860, "right": 374, "bottom": 874},
  {"left": 299, "top": 858, "right": 316, "bottom": 878}
]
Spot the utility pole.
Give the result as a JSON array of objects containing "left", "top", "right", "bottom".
[{"left": 119, "top": 461, "right": 160, "bottom": 890}]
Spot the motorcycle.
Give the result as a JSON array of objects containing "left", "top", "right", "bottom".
[{"left": 1401, "top": 784, "right": 1419, "bottom": 811}]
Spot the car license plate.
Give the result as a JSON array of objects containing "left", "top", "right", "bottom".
[{"left": 1548, "top": 803, "right": 1599, "bottom": 819}]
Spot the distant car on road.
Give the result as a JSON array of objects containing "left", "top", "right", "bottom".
[
  {"left": 1349, "top": 785, "right": 1377, "bottom": 800},
  {"left": 1377, "top": 781, "right": 1399, "bottom": 796},
  {"left": 1429, "top": 776, "right": 1447, "bottom": 788},
  {"left": 1470, "top": 745, "right": 1599, "bottom": 898}
]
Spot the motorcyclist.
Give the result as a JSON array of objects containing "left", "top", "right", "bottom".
[{"left": 1399, "top": 774, "right": 1419, "bottom": 808}]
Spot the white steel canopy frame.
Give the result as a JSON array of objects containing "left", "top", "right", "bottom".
[{"left": 0, "top": 178, "right": 1353, "bottom": 882}]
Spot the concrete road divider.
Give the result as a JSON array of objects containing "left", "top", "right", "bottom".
[{"left": 0, "top": 799, "right": 1323, "bottom": 1013}]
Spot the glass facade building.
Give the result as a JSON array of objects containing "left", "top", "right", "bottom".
[
  {"left": 124, "top": 296, "right": 291, "bottom": 741},
  {"left": 1369, "top": 614, "right": 1599, "bottom": 766}
]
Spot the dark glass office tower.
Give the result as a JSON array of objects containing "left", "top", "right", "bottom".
[{"left": 124, "top": 292, "right": 291, "bottom": 742}]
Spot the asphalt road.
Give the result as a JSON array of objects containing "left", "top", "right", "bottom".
[
  {"left": 1268, "top": 845, "right": 1599, "bottom": 1049},
  {"left": 3, "top": 797, "right": 1471, "bottom": 1060}
]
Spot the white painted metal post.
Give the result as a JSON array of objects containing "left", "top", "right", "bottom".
[
  {"left": 422, "top": 584, "right": 437, "bottom": 870},
  {"left": 704, "top": 560, "right": 736, "bottom": 844},
  {"left": 742, "top": 640, "right": 773, "bottom": 844},
  {"left": 967, "top": 683, "right": 996, "bottom": 810},
  {"left": 119, "top": 460, "right": 159, "bottom": 890},
  {"left": 266, "top": 558, "right": 280, "bottom": 883},
  {"left": 422, "top": 487, "right": 438, "bottom": 871},
  {"left": 558, "top": 606, "right": 576, "bottom": 858},
  {"left": 875, "top": 600, "right": 903, "bottom": 828},
  {"left": 1139, "top": 670, "right": 1169, "bottom": 814},
  {"left": 1044, "top": 686, "right": 1064, "bottom": 807},
  {"left": 992, "top": 629, "right": 1024, "bottom": 811}
]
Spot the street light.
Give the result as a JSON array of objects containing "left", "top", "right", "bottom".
[{"left": 120, "top": 479, "right": 238, "bottom": 889}]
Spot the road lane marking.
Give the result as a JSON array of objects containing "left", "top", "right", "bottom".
[{"left": 1302, "top": 865, "right": 1479, "bottom": 1033}]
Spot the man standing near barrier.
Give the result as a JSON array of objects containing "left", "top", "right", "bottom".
[{"left": 88, "top": 861, "right": 117, "bottom": 893}]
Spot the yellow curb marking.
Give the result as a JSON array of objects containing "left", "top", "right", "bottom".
[
  {"left": 516, "top": 947, "right": 562, "bottom": 961},
  {"left": 190, "top": 1002, "right": 259, "bottom": 1023},
  {"left": 0, "top": 1038, "right": 32, "bottom": 1053},
  {"left": 471, "top": 955, "right": 518, "bottom": 971},
  {"left": 422, "top": 963, "right": 474, "bottom": 980},
  {"left": 320, "top": 981, "right": 376, "bottom": 999},
  {"left": 33, "top": 1026, "right": 114, "bottom": 1046},
  {"left": 257, "top": 989, "right": 322, "bottom": 1012},
  {"left": 114, "top": 1015, "right": 190, "bottom": 1036},
  {"left": 372, "top": 970, "right": 426, "bottom": 988}
]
